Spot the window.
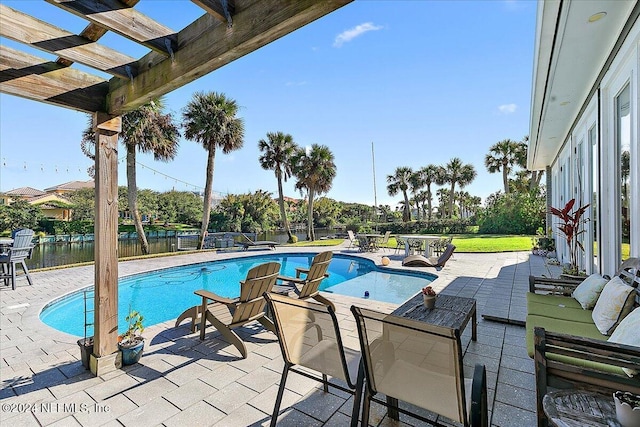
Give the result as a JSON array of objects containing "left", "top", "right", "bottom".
[
  {"left": 616, "top": 84, "right": 631, "bottom": 261},
  {"left": 589, "top": 124, "right": 599, "bottom": 271}
]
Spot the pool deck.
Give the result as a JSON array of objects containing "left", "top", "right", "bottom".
[{"left": 1, "top": 243, "right": 561, "bottom": 426}]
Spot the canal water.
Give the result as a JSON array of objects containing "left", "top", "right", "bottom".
[{"left": 26, "top": 229, "right": 339, "bottom": 269}]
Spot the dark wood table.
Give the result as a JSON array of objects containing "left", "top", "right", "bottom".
[
  {"left": 385, "top": 293, "right": 478, "bottom": 420},
  {"left": 543, "top": 390, "right": 620, "bottom": 427},
  {"left": 391, "top": 293, "right": 477, "bottom": 341}
]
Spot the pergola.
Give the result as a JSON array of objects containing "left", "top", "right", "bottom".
[{"left": 0, "top": 0, "right": 351, "bottom": 372}]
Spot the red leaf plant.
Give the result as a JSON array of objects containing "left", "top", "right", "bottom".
[{"left": 549, "top": 199, "right": 590, "bottom": 275}]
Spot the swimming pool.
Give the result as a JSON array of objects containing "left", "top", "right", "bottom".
[{"left": 40, "top": 253, "right": 435, "bottom": 337}]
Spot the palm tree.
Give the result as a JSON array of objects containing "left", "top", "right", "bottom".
[
  {"left": 419, "top": 165, "right": 440, "bottom": 221},
  {"left": 441, "top": 158, "right": 477, "bottom": 218},
  {"left": 182, "top": 92, "right": 245, "bottom": 249},
  {"left": 387, "top": 167, "right": 413, "bottom": 222},
  {"left": 485, "top": 139, "right": 524, "bottom": 194},
  {"left": 408, "top": 170, "right": 424, "bottom": 220},
  {"left": 81, "top": 98, "right": 180, "bottom": 254},
  {"left": 258, "top": 132, "right": 298, "bottom": 243},
  {"left": 291, "top": 144, "right": 336, "bottom": 241}
]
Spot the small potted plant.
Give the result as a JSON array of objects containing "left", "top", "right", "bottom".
[
  {"left": 118, "top": 308, "right": 145, "bottom": 366},
  {"left": 614, "top": 391, "right": 640, "bottom": 427},
  {"left": 422, "top": 286, "right": 437, "bottom": 309}
]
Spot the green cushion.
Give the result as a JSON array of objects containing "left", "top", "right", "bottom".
[
  {"left": 527, "top": 300, "right": 594, "bottom": 324},
  {"left": 526, "top": 314, "right": 605, "bottom": 356},
  {"left": 526, "top": 292, "right": 583, "bottom": 309},
  {"left": 525, "top": 315, "right": 627, "bottom": 376}
]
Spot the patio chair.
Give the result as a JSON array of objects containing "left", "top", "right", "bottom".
[
  {"left": 265, "top": 293, "right": 364, "bottom": 427},
  {"left": 376, "top": 231, "right": 392, "bottom": 252},
  {"left": 394, "top": 236, "right": 406, "bottom": 255},
  {"left": 0, "top": 229, "right": 35, "bottom": 290},
  {"left": 347, "top": 230, "right": 359, "bottom": 250},
  {"left": 274, "top": 251, "right": 335, "bottom": 311},
  {"left": 402, "top": 244, "right": 456, "bottom": 268},
  {"left": 351, "top": 305, "right": 488, "bottom": 427},
  {"left": 430, "top": 237, "right": 452, "bottom": 256},
  {"left": 407, "top": 237, "right": 424, "bottom": 255},
  {"left": 176, "top": 261, "right": 280, "bottom": 358}
]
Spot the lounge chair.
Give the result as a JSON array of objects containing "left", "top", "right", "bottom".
[
  {"left": 265, "top": 293, "right": 364, "bottom": 427},
  {"left": 274, "top": 250, "right": 335, "bottom": 311},
  {"left": 402, "top": 243, "right": 456, "bottom": 268},
  {"left": 351, "top": 305, "right": 488, "bottom": 426},
  {"left": 175, "top": 261, "right": 280, "bottom": 358},
  {"left": 0, "top": 229, "right": 35, "bottom": 290},
  {"left": 240, "top": 233, "right": 278, "bottom": 251}
]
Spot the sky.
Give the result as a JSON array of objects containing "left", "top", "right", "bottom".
[{"left": 0, "top": 0, "right": 537, "bottom": 209}]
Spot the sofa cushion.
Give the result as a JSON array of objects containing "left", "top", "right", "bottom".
[
  {"left": 592, "top": 276, "right": 635, "bottom": 335},
  {"left": 526, "top": 314, "right": 605, "bottom": 357},
  {"left": 526, "top": 292, "right": 583, "bottom": 309},
  {"left": 527, "top": 300, "right": 594, "bottom": 324},
  {"left": 572, "top": 274, "right": 608, "bottom": 309},
  {"left": 608, "top": 307, "right": 640, "bottom": 377}
]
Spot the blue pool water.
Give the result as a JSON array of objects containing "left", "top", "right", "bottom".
[{"left": 40, "top": 253, "right": 435, "bottom": 337}]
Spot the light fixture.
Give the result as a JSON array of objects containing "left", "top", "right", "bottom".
[
  {"left": 560, "top": 101, "right": 570, "bottom": 106},
  {"left": 588, "top": 12, "right": 607, "bottom": 23}
]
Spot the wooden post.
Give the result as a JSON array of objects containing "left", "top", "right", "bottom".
[{"left": 93, "top": 112, "right": 120, "bottom": 358}]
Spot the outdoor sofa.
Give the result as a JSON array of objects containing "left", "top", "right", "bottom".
[{"left": 525, "top": 258, "right": 640, "bottom": 426}]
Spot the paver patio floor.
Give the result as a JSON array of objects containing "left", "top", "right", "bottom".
[{"left": 1, "top": 244, "right": 560, "bottom": 426}]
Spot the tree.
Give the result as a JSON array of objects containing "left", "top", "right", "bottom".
[
  {"left": 419, "top": 165, "right": 440, "bottom": 220},
  {"left": 258, "top": 131, "right": 298, "bottom": 242},
  {"left": 408, "top": 170, "right": 423, "bottom": 220},
  {"left": 291, "top": 144, "right": 336, "bottom": 241},
  {"left": 182, "top": 91, "right": 245, "bottom": 249},
  {"left": 0, "top": 200, "right": 43, "bottom": 232},
  {"left": 387, "top": 167, "right": 413, "bottom": 222},
  {"left": 441, "top": 158, "right": 477, "bottom": 218},
  {"left": 485, "top": 139, "right": 524, "bottom": 194},
  {"left": 68, "top": 188, "right": 95, "bottom": 221},
  {"left": 514, "top": 135, "right": 544, "bottom": 191},
  {"left": 157, "top": 191, "right": 203, "bottom": 225},
  {"left": 81, "top": 98, "right": 180, "bottom": 254}
]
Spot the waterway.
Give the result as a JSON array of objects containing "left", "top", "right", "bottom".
[{"left": 26, "top": 229, "right": 338, "bottom": 269}]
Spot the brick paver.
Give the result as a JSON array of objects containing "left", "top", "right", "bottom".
[{"left": 0, "top": 244, "right": 560, "bottom": 426}]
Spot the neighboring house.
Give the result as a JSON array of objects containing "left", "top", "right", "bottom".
[
  {"left": 1, "top": 181, "right": 93, "bottom": 220},
  {"left": 528, "top": 1, "right": 639, "bottom": 276},
  {"left": 28, "top": 194, "right": 73, "bottom": 221},
  {"left": 44, "top": 180, "right": 94, "bottom": 195}
]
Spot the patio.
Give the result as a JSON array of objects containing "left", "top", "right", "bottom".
[{"left": 0, "top": 244, "right": 560, "bottom": 426}]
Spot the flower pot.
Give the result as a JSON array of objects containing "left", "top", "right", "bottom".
[
  {"left": 119, "top": 339, "right": 145, "bottom": 366},
  {"left": 77, "top": 337, "right": 94, "bottom": 370},
  {"left": 423, "top": 295, "right": 436, "bottom": 309},
  {"left": 614, "top": 391, "right": 640, "bottom": 427}
]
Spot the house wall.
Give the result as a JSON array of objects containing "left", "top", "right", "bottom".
[{"left": 548, "top": 17, "right": 640, "bottom": 276}]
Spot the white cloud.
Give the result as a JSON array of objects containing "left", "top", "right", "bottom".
[
  {"left": 498, "top": 104, "right": 518, "bottom": 114},
  {"left": 285, "top": 81, "right": 307, "bottom": 87},
  {"left": 333, "top": 22, "right": 383, "bottom": 47}
]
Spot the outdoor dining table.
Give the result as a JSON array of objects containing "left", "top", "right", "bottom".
[
  {"left": 399, "top": 234, "right": 440, "bottom": 257},
  {"left": 357, "top": 233, "right": 382, "bottom": 252}
]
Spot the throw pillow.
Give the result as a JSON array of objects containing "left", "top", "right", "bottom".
[
  {"left": 572, "top": 274, "right": 608, "bottom": 309},
  {"left": 592, "top": 276, "right": 635, "bottom": 335},
  {"left": 608, "top": 307, "right": 640, "bottom": 377}
]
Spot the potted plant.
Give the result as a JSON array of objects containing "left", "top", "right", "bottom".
[
  {"left": 422, "top": 286, "right": 437, "bottom": 309},
  {"left": 613, "top": 391, "right": 640, "bottom": 427},
  {"left": 549, "top": 198, "right": 589, "bottom": 276},
  {"left": 118, "top": 308, "right": 145, "bottom": 366}
]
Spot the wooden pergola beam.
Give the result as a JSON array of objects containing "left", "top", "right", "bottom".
[
  {"left": 192, "top": 0, "right": 235, "bottom": 25},
  {"left": 46, "top": 0, "right": 177, "bottom": 55},
  {"left": 56, "top": 0, "right": 141, "bottom": 67},
  {"left": 0, "top": 45, "right": 108, "bottom": 112},
  {"left": 0, "top": 4, "right": 137, "bottom": 79},
  {"left": 108, "top": 0, "right": 351, "bottom": 114}
]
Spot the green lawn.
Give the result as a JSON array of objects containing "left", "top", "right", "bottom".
[{"left": 286, "top": 234, "right": 534, "bottom": 252}]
